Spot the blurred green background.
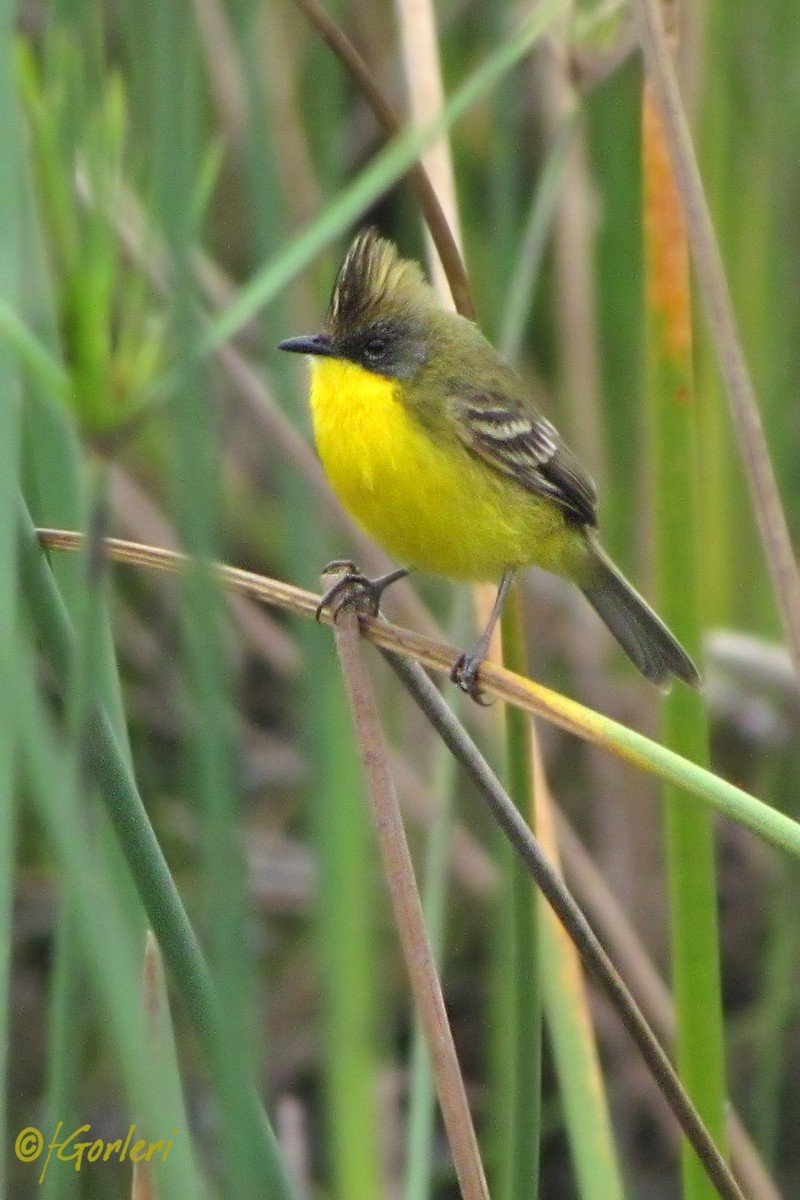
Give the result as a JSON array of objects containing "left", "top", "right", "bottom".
[{"left": 4, "top": 0, "right": 800, "bottom": 1197}]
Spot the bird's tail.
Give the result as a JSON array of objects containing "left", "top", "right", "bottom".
[{"left": 579, "top": 536, "right": 700, "bottom": 690}]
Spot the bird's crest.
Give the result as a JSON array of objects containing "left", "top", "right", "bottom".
[{"left": 328, "top": 228, "right": 435, "bottom": 332}]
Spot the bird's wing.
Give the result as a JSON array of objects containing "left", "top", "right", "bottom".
[{"left": 452, "top": 391, "right": 598, "bottom": 526}]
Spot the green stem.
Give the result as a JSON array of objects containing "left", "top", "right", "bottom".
[
  {"left": 500, "top": 584, "right": 541, "bottom": 1200},
  {"left": 643, "top": 88, "right": 728, "bottom": 1198},
  {"left": 404, "top": 740, "right": 457, "bottom": 1200}
]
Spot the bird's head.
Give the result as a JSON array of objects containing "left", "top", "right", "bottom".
[{"left": 278, "top": 228, "right": 439, "bottom": 381}]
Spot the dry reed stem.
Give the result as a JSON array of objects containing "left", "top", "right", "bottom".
[
  {"left": 30, "top": 527, "right": 792, "bottom": 835},
  {"left": 37, "top": 528, "right": 800, "bottom": 861},
  {"left": 31, "top": 525, "right": 618, "bottom": 730},
  {"left": 290, "top": 0, "right": 474, "bottom": 318},
  {"left": 330, "top": 591, "right": 489, "bottom": 1200},
  {"left": 392, "top": 0, "right": 463, "bottom": 300}
]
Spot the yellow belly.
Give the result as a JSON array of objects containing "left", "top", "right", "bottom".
[{"left": 309, "top": 357, "right": 579, "bottom": 582}]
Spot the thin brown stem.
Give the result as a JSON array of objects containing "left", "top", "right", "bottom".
[
  {"left": 290, "top": 0, "right": 474, "bottom": 318},
  {"left": 35, "top": 528, "right": 800, "bottom": 861},
  {"left": 392, "top": 0, "right": 464, "bottom": 297},
  {"left": 330, "top": 584, "right": 489, "bottom": 1200}
]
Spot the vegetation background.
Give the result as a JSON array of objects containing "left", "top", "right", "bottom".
[{"left": 3, "top": 0, "right": 800, "bottom": 1198}]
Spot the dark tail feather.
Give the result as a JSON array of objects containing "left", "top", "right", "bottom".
[{"left": 579, "top": 538, "right": 701, "bottom": 690}]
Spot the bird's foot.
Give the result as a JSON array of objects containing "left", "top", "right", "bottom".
[
  {"left": 450, "top": 649, "right": 492, "bottom": 706},
  {"left": 317, "top": 562, "right": 408, "bottom": 622}
]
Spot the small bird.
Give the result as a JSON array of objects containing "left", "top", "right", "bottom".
[{"left": 279, "top": 228, "right": 700, "bottom": 696}]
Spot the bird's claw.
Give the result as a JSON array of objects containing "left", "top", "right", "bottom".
[
  {"left": 317, "top": 562, "right": 409, "bottom": 622},
  {"left": 450, "top": 652, "right": 492, "bottom": 705},
  {"left": 321, "top": 559, "right": 360, "bottom": 576},
  {"left": 316, "top": 565, "right": 383, "bottom": 622}
]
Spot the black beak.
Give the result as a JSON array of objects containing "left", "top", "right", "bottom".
[{"left": 277, "top": 332, "right": 334, "bottom": 357}]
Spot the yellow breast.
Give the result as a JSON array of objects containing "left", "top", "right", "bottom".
[{"left": 308, "top": 356, "right": 575, "bottom": 581}]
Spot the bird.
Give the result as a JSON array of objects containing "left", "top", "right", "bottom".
[{"left": 278, "top": 227, "right": 700, "bottom": 697}]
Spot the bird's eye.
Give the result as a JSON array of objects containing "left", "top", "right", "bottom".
[{"left": 364, "top": 336, "right": 387, "bottom": 360}]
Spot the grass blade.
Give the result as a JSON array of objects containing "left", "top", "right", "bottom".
[
  {"left": 642, "top": 77, "right": 728, "bottom": 1197},
  {"left": 536, "top": 759, "right": 625, "bottom": 1200},
  {"left": 500, "top": 590, "right": 542, "bottom": 1200}
]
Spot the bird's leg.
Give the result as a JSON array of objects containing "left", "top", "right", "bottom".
[
  {"left": 316, "top": 561, "right": 410, "bottom": 621},
  {"left": 451, "top": 570, "right": 516, "bottom": 700}
]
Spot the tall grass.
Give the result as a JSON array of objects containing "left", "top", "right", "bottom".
[{"left": 642, "top": 81, "right": 726, "bottom": 1199}]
